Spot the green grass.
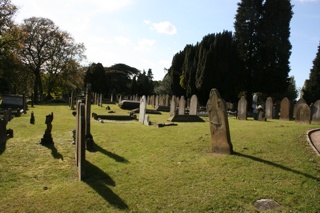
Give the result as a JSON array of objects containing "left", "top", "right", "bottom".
[{"left": 0, "top": 103, "right": 319, "bottom": 212}]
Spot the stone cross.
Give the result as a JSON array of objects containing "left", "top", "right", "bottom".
[{"left": 206, "top": 88, "right": 233, "bottom": 154}]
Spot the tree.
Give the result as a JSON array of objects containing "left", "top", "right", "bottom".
[
  {"left": 302, "top": 43, "right": 320, "bottom": 104},
  {"left": 20, "top": 17, "right": 85, "bottom": 102},
  {"left": 84, "top": 63, "right": 106, "bottom": 94},
  {"left": 0, "top": 0, "right": 25, "bottom": 94},
  {"left": 168, "top": 51, "right": 186, "bottom": 96},
  {"left": 154, "top": 74, "right": 172, "bottom": 95},
  {"left": 258, "top": 0, "right": 292, "bottom": 96},
  {"left": 234, "top": 0, "right": 263, "bottom": 108}
]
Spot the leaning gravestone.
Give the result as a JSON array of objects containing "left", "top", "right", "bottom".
[
  {"left": 280, "top": 97, "right": 290, "bottom": 121},
  {"left": 139, "top": 96, "right": 147, "bottom": 123},
  {"left": 206, "top": 88, "right": 233, "bottom": 154},
  {"left": 265, "top": 97, "right": 273, "bottom": 119},
  {"left": 295, "top": 103, "right": 311, "bottom": 124},
  {"left": 312, "top": 100, "right": 320, "bottom": 123},
  {"left": 178, "top": 96, "right": 186, "bottom": 115},
  {"left": 237, "top": 96, "right": 247, "bottom": 120}
]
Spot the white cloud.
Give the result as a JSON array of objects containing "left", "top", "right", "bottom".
[{"left": 144, "top": 20, "right": 177, "bottom": 35}]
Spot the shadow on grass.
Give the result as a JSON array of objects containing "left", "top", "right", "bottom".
[
  {"left": 234, "top": 151, "right": 320, "bottom": 181},
  {"left": 84, "top": 160, "right": 129, "bottom": 210},
  {"left": 0, "top": 139, "right": 7, "bottom": 155},
  {"left": 41, "top": 143, "right": 64, "bottom": 160},
  {"left": 88, "top": 142, "right": 129, "bottom": 163}
]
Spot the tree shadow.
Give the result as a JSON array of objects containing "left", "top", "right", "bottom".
[
  {"left": 89, "top": 142, "right": 129, "bottom": 163},
  {"left": 233, "top": 151, "right": 320, "bottom": 181},
  {"left": 83, "top": 160, "right": 129, "bottom": 210},
  {"left": 41, "top": 143, "right": 64, "bottom": 161},
  {"left": 0, "top": 139, "right": 7, "bottom": 155}
]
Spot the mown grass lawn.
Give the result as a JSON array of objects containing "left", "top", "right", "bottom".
[{"left": 0, "top": 102, "right": 319, "bottom": 212}]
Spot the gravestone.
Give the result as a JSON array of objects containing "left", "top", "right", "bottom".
[
  {"left": 30, "top": 111, "right": 35, "bottom": 124},
  {"left": 144, "top": 114, "right": 150, "bottom": 126},
  {"left": 165, "top": 95, "right": 169, "bottom": 106},
  {"left": 139, "top": 96, "right": 147, "bottom": 123},
  {"left": 237, "top": 96, "right": 247, "bottom": 120},
  {"left": 155, "top": 95, "right": 159, "bottom": 109},
  {"left": 294, "top": 98, "right": 306, "bottom": 118},
  {"left": 189, "top": 95, "right": 198, "bottom": 115},
  {"left": 85, "top": 84, "right": 93, "bottom": 150},
  {"left": 76, "top": 100, "right": 86, "bottom": 180},
  {"left": 169, "top": 95, "right": 176, "bottom": 117},
  {"left": 206, "top": 88, "right": 233, "bottom": 154},
  {"left": 252, "top": 93, "right": 258, "bottom": 118},
  {"left": 178, "top": 96, "right": 186, "bottom": 115},
  {"left": 265, "top": 97, "right": 273, "bottom": 119},
  {"left": 295, "top": 103, "right": 311, "bottom": 124},
  {"left": 311, "top": 100, "right": 320, "bottom": 123},
  {"left": 40, "top": 112, "right": 54, "bottom": 145},
  {"left": 280, "top": 97, "right": 290, "bottom": 121}
]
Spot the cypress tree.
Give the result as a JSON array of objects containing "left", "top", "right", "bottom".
[{"left": 303, "top": 43, "right": 320, "bottom": 104}]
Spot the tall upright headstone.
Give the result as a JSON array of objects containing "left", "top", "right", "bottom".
[
  {"left": 237, "top": 96, "right": 247, "bottom": 120},
  {"left": 178, "top": 96, "right": 186, "bottom": 115},
  {"left": 85, "top": 84, "right": 93, "bottom": 149},
  {"left": 312, "top": 100, "right": 320, "bottom": 123},
  {"left": 295, "top": 103, "right": 311, "bottom": 124},
  {"left": 206, "top": 88, "right": 233, "bottom": 155},
  {"left": 76, "top": 100, "right": 86, "bottom": 180},
  {"left": 165, "top": 95, "right": 169, "bottom": 106},
  {"left": 189, "top": 95, "right": 198, "bottom": 115},
  {"left": 169, "top": 95, "right": 176, "bottom": 117},
  {"left": 139, "top": 96, "right": 147, "bottom": 123},
  {"left": 280, "top": 97, "right": 290, "bottom": 121},
  {"left": 265, "top": 97, "right": 273, "bottom": 119}
]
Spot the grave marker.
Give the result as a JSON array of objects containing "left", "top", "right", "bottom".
[
  {"left": 206, "top": 89, "right": 233, "bottom": 154},
  {"left": 189, "top": 95, "right": 198, "bottom": 115},
  {"left": 280, "top": 97, "right": 290, "bottom": 121},
  {"left": 139, "top": 96, "right": 147, "bottom": 123},
  {"left": 312, "top": 100, "right": 320, "bottom": 123},
  {"left": 237, "top": 96, "right": 247, "bottom": 120},
  {"left": 265, "top": 97, "right": 273, "bottom": 119},
  {"left": 295, "top": 103, "right": 311, "bottom": 124},
  {"left": 178, "top": 96, "right": 186, "bottom": 115}
]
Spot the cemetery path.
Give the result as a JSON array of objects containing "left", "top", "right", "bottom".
[{"left": 308, "top": 128, "right": 320, "bottom": 155}]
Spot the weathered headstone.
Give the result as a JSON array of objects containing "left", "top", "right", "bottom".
[
  {"left": 280, "top": 97, "right": 290, "bottom": 121},
  {"left": 189, "top": 95, "right": 198, "bottom": 115},
  {"left": 206, "top": 88, "right": 233, "bottom": 154},
  {"left": 237, "top": 96, "right": 247, "bottom": 120},
  {"left": 85, "top": 84, "right": 93, "bottom": 150},
  {"left": 252, "top": 93, "right": 258, "bottom": 119},
  {"left": 144, "top": 114, "right": 150, "bottom": 126},
  {"left": 311, "top": 100, "right": 320, "bottom": 123},
  {"left": 40, "top": 112, "right": 54, "bottom": 145},
  {"left": 165, "top": 95, "right": 169, "bottom": 106},
  {"left": 265, "top": 97, "right": 273, "bottom": 119},
  {"left": 155, "top": 95, "right": 159, "bottom": 109},
  {"left": 295, "top": 103, "right": 311, "bottom": 124},
  {"left": 178, "top": 96, "right": 186, "bottom": 115},
  {"left": 139, "top": 96, "right": 147, "bottom": 123},
  {"left": 169, "top": 95, "right": 176, "bottom": 117},
  {"left": 294, "top": 98, "right": 307, "bottom": 118},
  {"left": 76, "top": 100, "right": 86, "bottom": 180}
]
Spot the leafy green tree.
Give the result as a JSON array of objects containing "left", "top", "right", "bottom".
[
  {"left": 136, "top": 70, "right": 154, "bottom": 96},
  {"left": 20, "top": 17, "right": 85, "bottom": 102},
  {"left": 234, "top": 0, "right": 263, "bottom": 107},
  {"left": 154, "top": 74, "right": 172, "bottom": 95},
  {"left": 84, "top": 63, "right": 106, "bottom": 94},
  {"left": 181, "top": 44, "right": 198, "bottom": 98},
  {"left": 168, "top": 51, "right": 186, "bottom": 96},
  {"left": 258, "top": 0, "right": 292, "bottom": 96},
  {"left": 302, "top": 43, "right": 320, "bottom": 104}
]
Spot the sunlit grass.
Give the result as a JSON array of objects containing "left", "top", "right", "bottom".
[{"left": 0, "top": 103, "right": 319, "bottom": 212}]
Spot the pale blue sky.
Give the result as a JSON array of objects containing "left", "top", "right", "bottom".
[{"left": 11, "top": 0, "right": 320, "bottom": 92}]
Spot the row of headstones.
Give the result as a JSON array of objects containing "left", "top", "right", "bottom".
[
  {"left": 169, "top": 95, "right": 198, "bottom": 116},
  {"left": 237, "top": 96, "right": 320, "bottom": 124}
]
